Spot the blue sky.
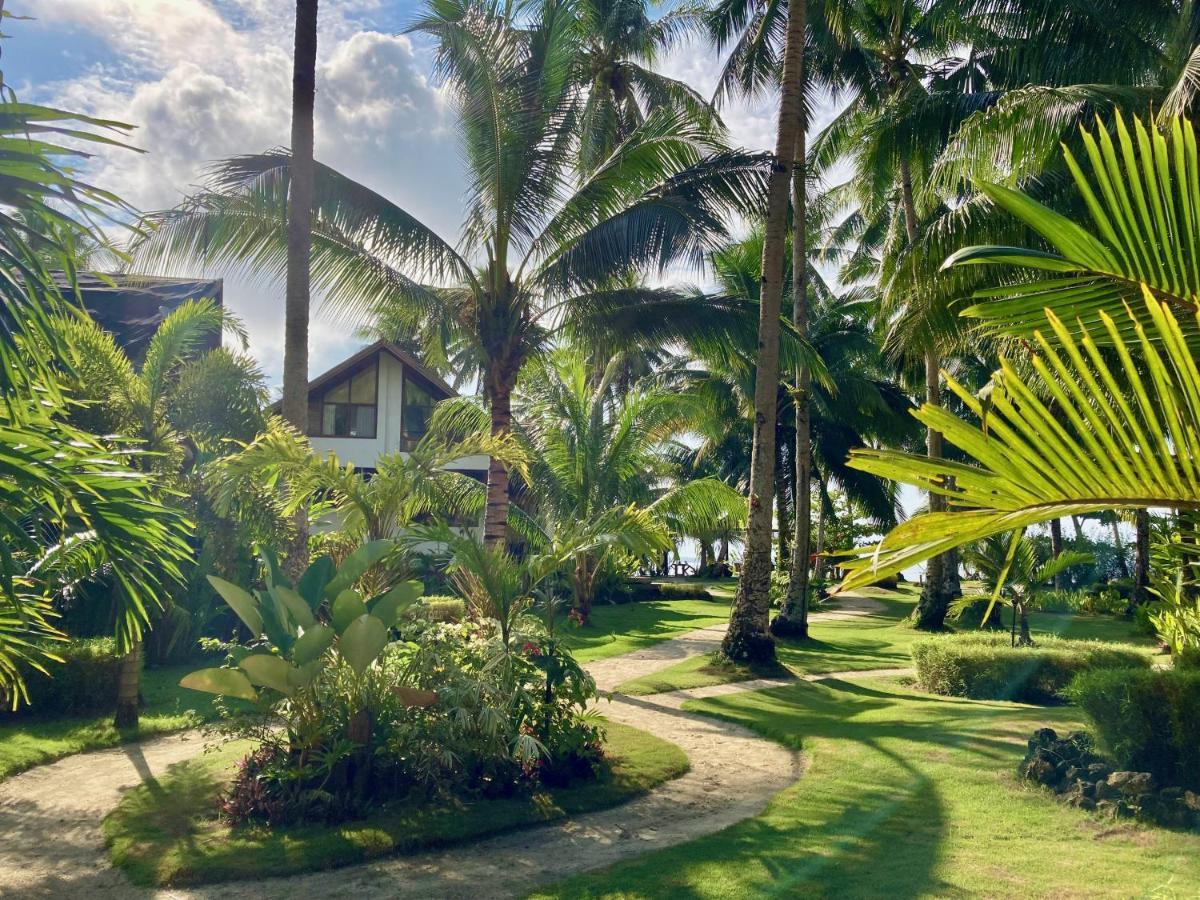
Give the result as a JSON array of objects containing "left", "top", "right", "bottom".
[{"left": 17, "top": 0, "right": 782, "bottom": 388}]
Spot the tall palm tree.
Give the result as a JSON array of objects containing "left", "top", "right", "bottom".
[
  {"left": 136, "top": 0, "right": 777, "bottom": 553},
  {"left": 714, "top": 0, "right": 808, "bottom": 665},
  {"left": 282, "top": 0, "right": 319, "bottom": 577}
]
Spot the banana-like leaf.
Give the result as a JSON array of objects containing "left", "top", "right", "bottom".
[
  {"left": 238, "top": 653, "right": 295, "bottom": 696},
  {"left": 323, "top": 540, "right": 394, "bottom": 599},
  {"left": 206, "top": 575, "right": 263, "bottom": 637},
  {"left": 270, "top": 584, "right": 315, "bottom": 629},
  {"left": 836, "top": 290, "right": 1200, "bottom": 592},
  {"left": 180, "top": 667, "right": 258, "bottom": 701},
  {"left": 297, "top": 555, "right": 335, "bottom": 609},
  {"left": 339, "top": 614, "right": 388, "bottom": 676},
  {"left": 331, "top": 589, "right": 368, "bottom": 634},
  {"left": 947, "top": 113, "right": 1200, "bottom": 348},
  {"left": 369, "top": 581, "right": 423, "bottom": 627},
  {"left": 292, "top": 624, "right": 335, "bottom": 665}
]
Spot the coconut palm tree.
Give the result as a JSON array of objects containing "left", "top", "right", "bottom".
[
  {"left": 281, "top": 0, "right": 320, "bottom": 577},
  {"left": 574, "top": 0, "right": 715, "bottom": 173},
  {"left": 135, "top": 0, "right": 780, "bottom": 554}
]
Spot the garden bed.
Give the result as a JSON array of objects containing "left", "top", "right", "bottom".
[{"left": 103, "top": 719, "right": 688, "bottom": 887}]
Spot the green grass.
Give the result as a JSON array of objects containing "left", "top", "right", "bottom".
[
  {"left": 104, "top": 719, "right": 687, "bottom": 887},
  {"left": 533, "top": 677, "right": 1200, "bottom": 899},
  {"left": 617, "top": 590, "right": 1156, "bottom": 696},
  {"left": 0, "top": 663, "right": 223, "bottom": 781},
  {"left": 561, "top": 580, "right": 734, "bottom": 663}
]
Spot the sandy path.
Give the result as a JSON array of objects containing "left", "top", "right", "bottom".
[{"left": 0, "top": 594, "right": 892, "bottom": 899}]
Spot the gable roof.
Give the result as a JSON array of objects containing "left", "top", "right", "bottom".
[{"left": 305, "top": 341, "right": 457, "bottom": 400}]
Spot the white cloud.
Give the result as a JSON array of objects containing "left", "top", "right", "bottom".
[{"left": 35, "top": 0, "right": 462, "bottom": 386}]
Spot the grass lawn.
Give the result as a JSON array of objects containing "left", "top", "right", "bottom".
[
  {"left": 561, "top": 580, "right": 734, "bottom": 663},
  {"left": 104, "top": 719, "right": 688, "bottom": 887},
  {"left": 0, "top": 663, "right": 222, "bottom": 781},
  {"left": 617, "top": 589, "right": 1157, "bottom": 695},
  {"left": 533, "top": 677, "right": 1200, "bottom": 899}
]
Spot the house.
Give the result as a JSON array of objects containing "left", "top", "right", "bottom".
[
  {"left": 57, "top": 273, "right": 223, "bottom": 363},
  {"left": 302, "top": 340, "right": 489, "bottom": 481}
]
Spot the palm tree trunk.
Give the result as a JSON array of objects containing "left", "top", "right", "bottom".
[
  {"left": 1071, "top": 515, "right": 1085, "bottom": 541},
  {"left": 814, "top": 483, "right": 827, "bottom": 580},
  {"left": 774, "top": 132, "right": 811, "bottom": 640},
  {"left": 1050, "top": 518, "right": 1065, "bottom": 590},
  {"left": 113, "top": 637, "right": 142, "bottom": 729},
  {"left": 775, "top": 443, "right": 790, "bottom": 566},
  {"left": 484, "top": 378, "right": 514, "bottom": 548},
  {"left": 1132, "top": 508, "right": 1151, "bottom": 610},
  {"left": 282, "top": 0, "right": 318, "bottom": 580},
  {"left": 722, "top": 0, "right": 806, "bottom": 665},
  {"left": 899, "top": 157, "right": 950, "bottom": 630},
  {"left": 1111, "top": 515, "right": 1131, "bottom": 579}
]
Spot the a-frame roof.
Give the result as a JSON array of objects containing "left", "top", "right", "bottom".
[{"left": 305, "top": 340, "right": 457, "bottom": 400}]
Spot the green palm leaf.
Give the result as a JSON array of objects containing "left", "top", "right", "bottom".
[{"left": 836, "top": 289, "right": 1200, "bottom": 592}]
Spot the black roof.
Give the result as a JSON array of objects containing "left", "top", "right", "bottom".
[{"left": 57, "top": 273, "right": 224, "bottom": 362}]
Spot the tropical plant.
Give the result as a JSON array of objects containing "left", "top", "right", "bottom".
[
  {"left": 956, "top": 533, "right": 1094, "bottom": 646},
  {"left": 0, "top": 87, "right": 193, "bottom": 711},
  {"left": 134, "top": 0, "right": 784, "bottom": 555},
  {"left": 48, "top": 298, "right": 264, "bottom": 724}
]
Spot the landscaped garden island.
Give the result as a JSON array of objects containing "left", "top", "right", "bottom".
[{"left": 4, "top": 0, "right": 1200, "bottom": 896}]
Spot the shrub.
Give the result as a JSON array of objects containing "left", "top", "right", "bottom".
[
  {"left": 1068, "top": 668, "right": 1200, "bottom": 791},
  {"left": 4, "top": 637, "right": 121, "bottom": 716},
  {"left": 1028, "top": 588, "right": 1125, "bottom": 616},
  {"left": 911, "top": 633, "right": 1149, "bottom": 704},
  {"left": 406, "top": 596, "right": 466, "bottom": 623}
]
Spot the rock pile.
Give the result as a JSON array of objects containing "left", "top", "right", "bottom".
[{"left": 1019, "top": 727, "right": 1200, "bottom": 829}]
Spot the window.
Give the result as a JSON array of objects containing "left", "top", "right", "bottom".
[
  {"left": 401, "top": 375, "right": 436, "bottom": 450},
  {"left": 308, "top": 359, "right": 378, "bottom": 438}
]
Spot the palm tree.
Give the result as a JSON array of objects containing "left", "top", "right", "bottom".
[
  {"left": 135, "top": 0, "right": 775, "bottom": 554},
  {"left": 0, "top": 95, "right": 192, "bottom": 710},
  {"left": 51, "top": 299, "right": 259, "bottom": 726},
  {"left": 574, "top": 0, "right": 715, "bottom": 173},
  {"left": 960, "top": 534, "right": 1093, "bottom": 646},
  {"left": 716, "top": 0, "right": 808, "bottom": 665},
  {"left": 513, "top": 348, "right": 746, "bottom": 621},
  {"left": 283, "top": 0, "right": 320, "bottom": 577}
]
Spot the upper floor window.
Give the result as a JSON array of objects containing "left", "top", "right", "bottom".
[
  {"left": 308, "top": 359, "right": 377, "bottom": 438},
  {"left": 401, "top": 375, "right": 435, "bottom": 450}
]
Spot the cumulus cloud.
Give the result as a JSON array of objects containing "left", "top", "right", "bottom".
[{"left": 35, "top": 0, "right": 462, "bottom": 385}]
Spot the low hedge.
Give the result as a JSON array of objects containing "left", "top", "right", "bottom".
[
  {"left": 911, "top": 633, "right": 1148, "bottom": 704},
  {"left": 405, "top": 596, "right": 466, "bottom": 623},
  {"left": 4, "top": 637, "right": 121, "bottom": 716},
  {"left": 1068, "top": 668, "right": 1200, "bottom": 791}
]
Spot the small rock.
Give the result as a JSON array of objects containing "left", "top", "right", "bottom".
[
  {"left": 1095, "top": 779, "right": 1121, "bottom": 802},
  {"left": 1184, "top": 790, "right": 1200, "bottom": 812},
  {"left": 1087, "top": 762, "right": 1112, "bottom": 780},
  {"left": 1064, "top": 766, "right": 1082, "bottom": 782},
  {"left": 1096, "top": 799, "right": 1118, "bottom": 817},
  {"left": 1109, "top": 771, "right": 1155, "bottom": 797},
  {"left": 1030, "top": 727, "right": 1058, "bottom": 751}
]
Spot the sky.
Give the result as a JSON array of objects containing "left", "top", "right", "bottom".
[{"left": 14, "top": 0, "right": 809, "bottom": 390}]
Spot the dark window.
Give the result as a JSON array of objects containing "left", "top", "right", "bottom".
[
  {"left": 308, "top": 359, "right": 378, "bottom": 438},
  {"left": 401, "top": 375, "right": 436, "bottom": 450}
]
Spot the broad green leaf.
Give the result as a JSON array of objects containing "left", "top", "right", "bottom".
[
  {"left": 292, "top": 624, "right": 335, "bottom": 665},
  {"left": 323, "top": 540, "right": 394, "bottom": 599},
  {"left": 180, "top": 667, "right": 258, "bottom": 701},
  {"left": 288, "top": 660, "right": 321, "bottom": 692},
  {"left": 270, "top": 585, "right": 314, "bottom": 628},
  {"left": 206, "top": 575, "right": 263, "bottom": 637},
  {"left": 238, "top": 653, "right": 295, "bottom": 696},
  {"left": 261, "top": 548, "right": 287, "bottom": 590},
  {"left": 339, "top": 614, "right": 389, "bottom": 676},
  {"left": 331, "top": 589, "right": 367, "bottom": 634},
  {"left": 297, "top": 555, "right": 335, "bottom": 609},
  {"left": 369, "top": 580, "right": 424, "bottom": 627}
]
